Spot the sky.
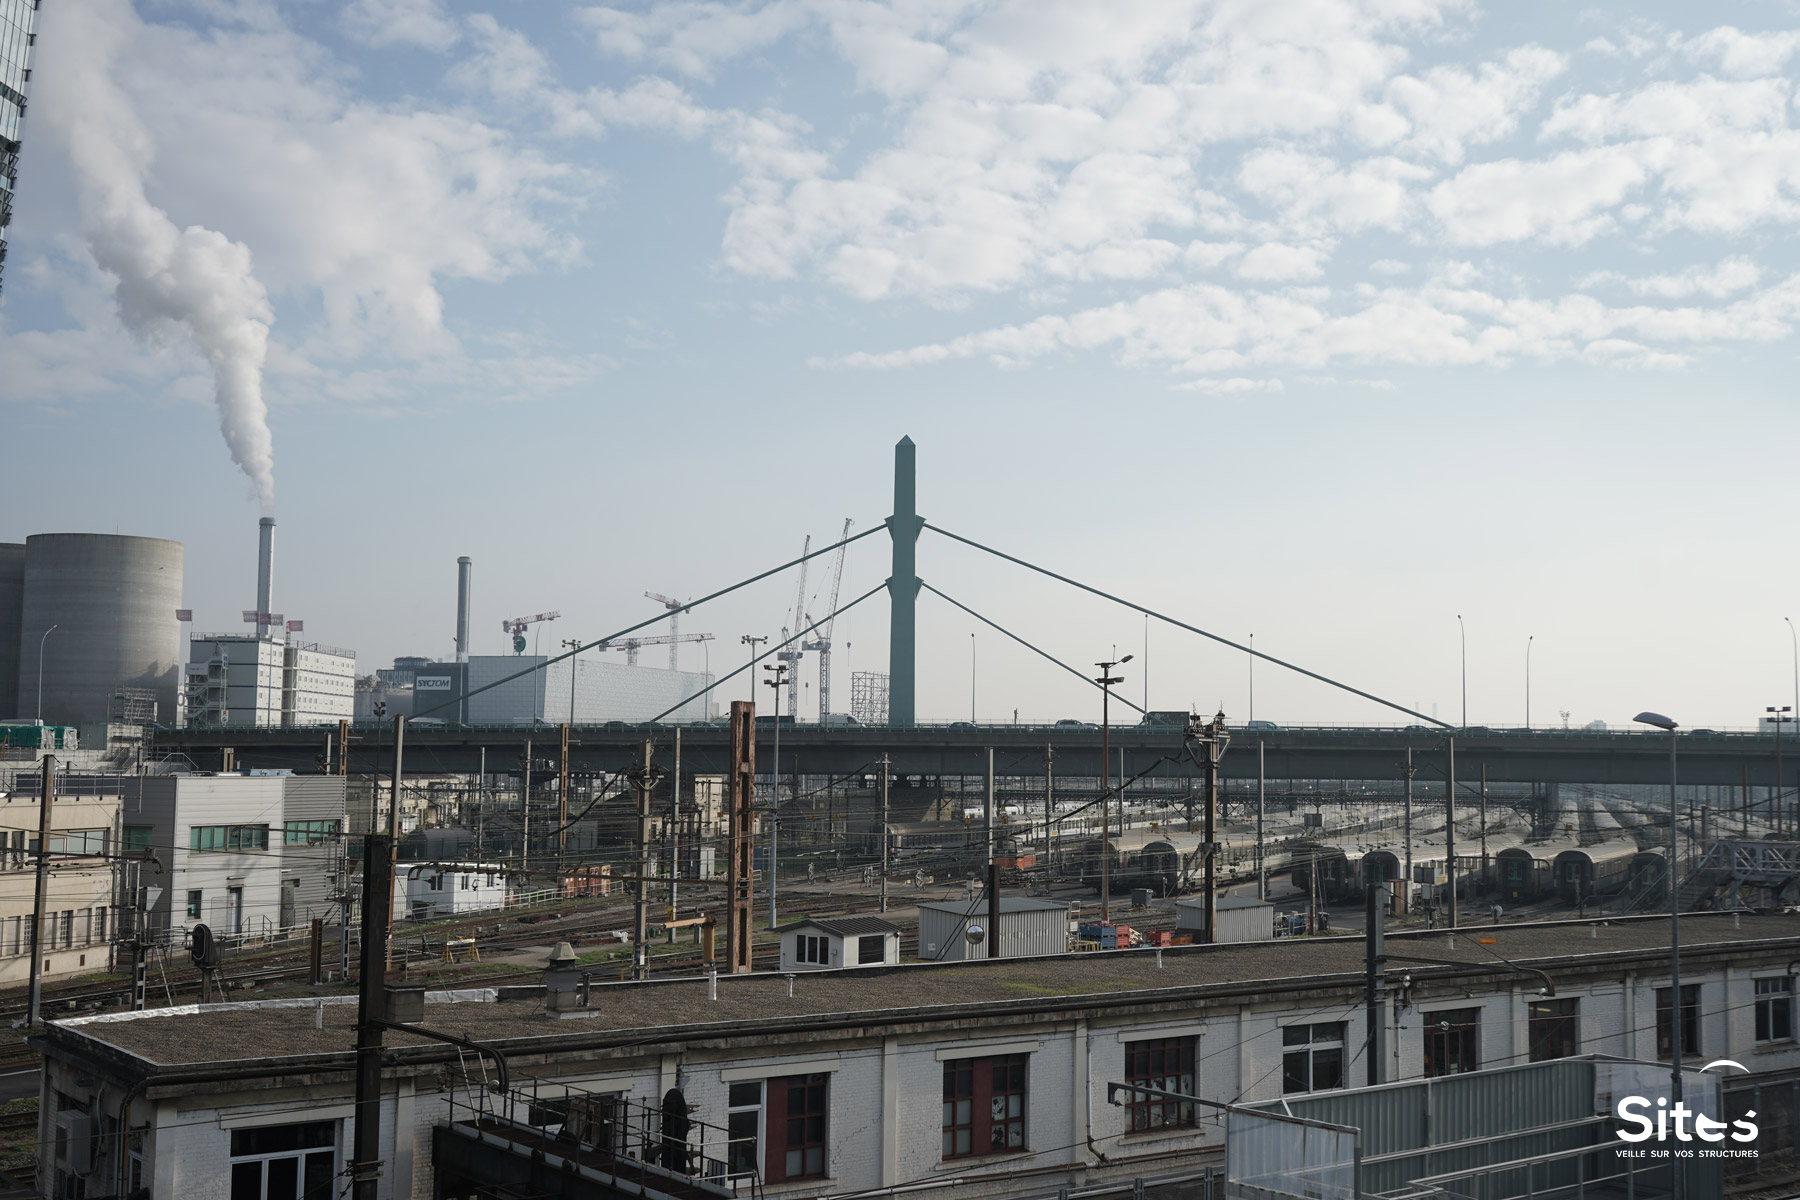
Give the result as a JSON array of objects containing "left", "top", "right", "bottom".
[{"left": 4, "top": 0, "right": 1800, "bottom": 730}]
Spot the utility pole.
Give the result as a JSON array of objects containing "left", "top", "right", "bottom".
[
  {"left": 986, "top": 748, "right": 999, "bottom": 959},
  {"left": 763, "top": 662, "right": 788, "bottom": 929},
  {"left": 1044, "top": 745, "right": 1054, "bottom": 878},
  {"left": 1479, "top": 762, "right": 1489, "bottom": 896},
  {"left": 1445, "top": 737, "right": 1458, "bottom": 929},
  {"left": 558, "top": 722, "right": 571, "bottom": 862},
  {"left": 1404, "top": 749, "right": 1414, "bottom": 912},
  {"left": 386, "top": 716, "right": 405, "bottom": 969},
  {"left": 879, "top": 754, "right": 891, "bottom": 913},
  {"left": 1198, "top": 713, "right": 1228, "bottom": 944},
  {"left": 520, "top": 738, "right": 532, "bottom": 872},
  {"left": 1094, "top": 655, "right": 1132, "bottom": 923},
  {"left": 349, "top": 832, "right": 394, "bottom": 1200},
  {"left": 1257, "top": 740, "right": 1266, "bottom": 901},
  {"left": 1364, "top": 881, "right": 1386, "bottom": 1085},
  {"left": 26, "top": 754, "right": 53, "bottom": 1028},
  {"left": 726, "top": 700, "right": 756, "bottom": 973},
  {"left": 670, "top": 728, "right": 681, "bottom": 923},
  {"left": 631, "top": 741, "right": 658, "bottom": 981}
]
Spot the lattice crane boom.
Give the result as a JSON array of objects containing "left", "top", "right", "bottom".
[
  {"left": 501, "top": 611, "right": 561, "bottom": 655},
  {"left": 801, "top": 518, "right": 854, "bottom": 722},
  {"left": 644, "top": 592, "right": 688, "bottom": 670},
  {"left": 600, "top": 632, "right": 713, "bottom": 668},
  {"left": 775, "top": 536, "right": 811, "bottom": 717}
]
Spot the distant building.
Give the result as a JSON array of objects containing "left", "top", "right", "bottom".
[
  {"left": 0, "top": 786, "right": 117, "bottom": 982},
  {"left": 918, "top": 895, "right": 1069, "bottom": 961},
  {"left": 407, "top": 655, "right": 717, "bottom": 725},
  {"left": 186, "top": 634, "right": 355, "bottom": 728},
  {"left": 394, "top": 862, "right": 507, "bottom": 919},
  {"left": 0, "top": 0, "right": 42, "bottom": 296},
  {"left": 1174, "top": 893, "right": 1274, "bottom": 943}
]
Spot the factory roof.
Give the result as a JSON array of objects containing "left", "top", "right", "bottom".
[{"left": 39, "top": 912, "right": 1800, "bottom": 1077}]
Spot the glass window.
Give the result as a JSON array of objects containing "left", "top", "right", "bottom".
[
  {"left": 1656, "top": 985, "right": 1702, "bottom": 1059},
  {"left": 769, "top": 1074, "right": 828, "bottom": 1182},
  {"left": 795, "top": 934, "right": 828, "bottom": 965},
  {"left": 1756, "top": 977, "right": 1794, "bottom": 1044},
  {"left": 191, "top": 825, "right": 270, "bottom": 852},
  {"left": 726, "top": 1081, "right": 761, "bottom": 1177},
  {"left": 1282, "top": 1023, "right": 1346, "bottom": 1093},
  {"left": 229, "top": 1121, "right": 335, "bottom": 1200},
  {"left": 1124, "top": 1037, "right": 1196, "bottom": 1129},
  {"left": 283, "top": 820, "right": 341, "bottom": 845},
  {"left": 1528, "top": 998, "right": 1579, "bottom": 1062},
  {"left": 857, "top": 934, "right": 886, "bottom": 965},
  {"left": 186, "top": 890, "right": 202, "bottom": 919},
  {"left": 122, "top": 826, "right": 152, "bottom": 855},
  {"left": 942, "top": 1053, "right": 1027, "bottom": 1159},
  {"left": 1423, "top": 1008, "right": 1480, "bottom": 1078}
]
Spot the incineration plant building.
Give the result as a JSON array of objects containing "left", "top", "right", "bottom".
[{"left": 0, "top": 0, "right": 41, "bottom": 295}]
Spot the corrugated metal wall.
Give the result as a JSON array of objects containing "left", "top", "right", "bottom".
[{"left": 918, "top": 905, "right": 1066, "bottom": 961}]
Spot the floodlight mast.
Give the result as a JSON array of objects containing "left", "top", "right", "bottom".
[{"left": 1634, "top": 706, "right": 1683, "bottom": 1200}]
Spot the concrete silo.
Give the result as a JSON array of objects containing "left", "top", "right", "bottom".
[
  {"left": 0, "top": 544, "right": 23, "bottom": 718},
  {"left": 16, "top": 534, "right": 184, "bottom": 727}
]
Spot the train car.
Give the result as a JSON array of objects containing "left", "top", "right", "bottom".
[
  {"left": 1551, "top": 840, "right": 1637, "bottom": 902},
  {"left": 1495, "top": 845, "right": 1554, "bottom": 902},
  {"left": 1626, "top": 849, "right": 1667, "bottom": 902},
  {"left": 1068, "top": 836, "right": 1183, "bottom": 896}
]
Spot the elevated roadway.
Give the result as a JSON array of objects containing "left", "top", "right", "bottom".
[{"left": 151, "top": 723, "right": 1793, "bottom": 789}]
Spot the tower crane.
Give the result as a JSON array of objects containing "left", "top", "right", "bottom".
[
  {"left": 501, "top": 611, "right": 561, "bottom": 655},
  {"left": 644, "top": 592, "right": 689, "bottom": 670},
  {"left": 599, "top": 633, "right": 714, "bottom": 667},
  {"left": 776, "top": 535, "right": 810, "bottom": 718},
  {"left": 802, "top": 518, "right": 854, "bottom": 722}
]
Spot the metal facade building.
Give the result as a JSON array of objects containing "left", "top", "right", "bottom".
[
  {"left": 186, "top": 634, "right": 355, "bottom": 727},
  {"left": 918, "top": 895, "right": 1069, "bottom": 961},
  {"left": 16, "top": 534, "right": 184, "bottom": 728},
  {"left": 0, "top": 0, "right": 40, "bottom": 295},
  {"left": 0, "top": 542, "right": 22, "bottom": 716},
  {"left": 462, "top": 655, "right": 716, "bottom": 725}
]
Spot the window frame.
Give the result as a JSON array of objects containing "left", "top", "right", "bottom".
[
  {"left": 795, "top": 934, "right": 829, "bottom": 965},
  {"left": 766, "top": 1073, "right": 829, "bottom": 1183},
  {"left": 190, "top": 824, "right": 270, "bottom": 852},
  {"left": 1422, "top": 1008, "right": 1481, "bottom": 1078},
  {"left": 1527, "top": 997, "right": 1580, "bottom": 1062},
  {"left": 1655, "top": 984, "right": 1702, "bottom": 1059},
  {"left": 1282, "top": 1022, "right": 1346, "bottom": 1094},
  {"left": 185, "top": 890, "right": 203, "bottom": 920},
  {"left": 228, "top": 1120, "right": 336, "bottom": 1200},
  {"left": 726, "top": 1080, "right": 762, "bottom": 1179},
  {"left": 941, "top": 1053, "right": 1028, "bottom": 1160},
  {"left": 1755, "top": 977, "right": 1794, "bottom": 1044},
  {"left": 856, "top": 934, "right": 886, "bottom": 965},
  {"left": 1124, "top": 1036, "right": 1197, "bottom": 1130}
]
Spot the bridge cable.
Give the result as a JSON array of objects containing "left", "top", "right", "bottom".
[
  {"left": 920, "top": 582, "right": 1147, "bottom": 716},
  {"left": 410, "top": 524, "right": 884, "bottom": 722},
  {"left": 645, "top": 582, "right": 887, "bottom": 725},
  {"left": 922, "top": 521, "right": 1452, "bottom": 730}
]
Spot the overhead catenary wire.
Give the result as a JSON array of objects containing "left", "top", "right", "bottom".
[{"left": 922, "top": 521, "right": 1452, "bottom": 730}]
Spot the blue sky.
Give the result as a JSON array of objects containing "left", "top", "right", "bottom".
[{"left": 4, "top": 0, "right": 1800, "bottom": 729}]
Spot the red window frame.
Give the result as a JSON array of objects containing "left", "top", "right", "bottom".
[
  {"left": 765, "top": 1074, "right": 828, "bottom": 1183},
  {"left": 942, "top": 1054, "right": 1028, "bottom": 1159}
]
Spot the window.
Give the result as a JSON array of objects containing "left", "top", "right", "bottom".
[
  {"left": 727, "top": 1081, "right": 762, "bottom": 1177},
  {"left": 1282, "top": 1023, "right": 1345, "bottom": 1093},
  {"left": 942, "top": 1053, "right": 1027, "bottom": 1159},
  {"left": 191, "top": 825, "right": 269, "bottom": 852},
  {"left": 1124, "top": 1037, "right": 1196, "bottom": 1129},
  {"left": 1528, "top": 998, "right": 1579, "bottom": 1062},
  {"left": 229, "top": 1120, "right": 335, "bottom": 1199},
  {"left": 283, "top": 820, "right": 340, "bottom": 845},
  {"left": 186, "top": 891, "right": 202, "bottom": 919},
  {"left": 795, "top": 934, "right": 829, "bottom": 965},
  {"left": 1423, "top": 1008, "right": 1480, "bottom": 1077},
  {"left": 767, "top": 1074, "right": 828, "bottom": 1182},
  {"left": 857, "top": 934, "right": 886, "bottom": 965},
  {"left": 122, "top": 827, "right": 152, "bottom": 855},
  {"left": 94, "top": 908, "right": 106, "bottom": 942},
  {"left": 1756, "top": 977, "right": 1795, "bottom": 1044},
  {"left": 1656, "top": 985, "right": 1702, "bottom": 1059},
  {"left": 58, "top": 911, "right": 72, "bottom": 949}
]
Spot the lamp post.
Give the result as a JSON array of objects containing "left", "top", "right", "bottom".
[
  {"left": 1457, "top": 615, "right": 1466, "bottom": 729},
  {"left": 740, "top": 635, "right": 768, "bottom": 703},
  {"left": 1248, "top": 633, "right": 1254, "bottom": 726},
  {"left": 764, "top": 661, "right": 788, "bottom": 929},
  {"left": 1634, "top": 707, "right": 1683, "bottom": 1184},
  {"left": 561, "top": 638, "right": 582, "bottom": 724},
  {"left": 1095, "top": 654, "right": 1132, "bottom": 923},
  {"left": 970, "top": 632, "right": 976, "bottom": 723},
  {"left": 1524, "top": 635, "right": 1533, "bottom": 730},
  {"left": 34, "top": 625, "right": 57, "bottom": 722}
]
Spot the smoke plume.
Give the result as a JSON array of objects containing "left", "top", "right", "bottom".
[{"left": 41, "top": 0, "right": 277, "bottom": 511}]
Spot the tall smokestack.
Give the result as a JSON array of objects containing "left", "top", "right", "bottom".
[
  {"left": 455, "top": 556, "right": 472, "bottom": 664},
  {"left": 256, "top": 517, "right": 275, "bottom": 624}
]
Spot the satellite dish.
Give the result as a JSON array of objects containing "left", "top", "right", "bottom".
[
  {"left": 965, "top": 923, "right": 985, "bottom": 946},
  {"left": 190, "top": 923, "right": 217, "bottom": 968}
]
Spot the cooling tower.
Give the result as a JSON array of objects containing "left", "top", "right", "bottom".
[{"left": 17, "top": 534, "right": 184, "bottom": 726}]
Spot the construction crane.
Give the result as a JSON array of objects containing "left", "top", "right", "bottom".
[
  {"left": 644, "top": 592, "right": 689, "bottom": 670},
  {"left": 802, "top": 518, "right": 854, "bottom": 722},
  {"left": 775, "top": 535, "right": 810, "bottom": 718},
  {"left": 598, "top": 633, "right": 714, "bottom": 667},
  {"left": 501, "top": 611, "right": 560, "bottom": 656}
]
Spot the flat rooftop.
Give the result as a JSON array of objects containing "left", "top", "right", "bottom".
[{"left": 44, "top": 913, "right": 1800, "bottom": 1074}]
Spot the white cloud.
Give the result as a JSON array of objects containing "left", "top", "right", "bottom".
[
  {"left": 1378, "top": 45, "right": 1567, "bottom": 164},
  {"left": 1425, "top": 147, "right": 1652, "bottom": 245},
  {"left": 1677, "top": 26, "right": 1800, "bottom": 79},
  {"left": 1236, "top": 242, "right": 1330, "bottom": 282},
  {"left": 1583, "top": 257, "right": 1763, "bottom": 299},
  {"left": 340, "top": 0, "right": 461, "bottom": 52}
]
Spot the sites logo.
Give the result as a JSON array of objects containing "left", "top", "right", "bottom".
[{"left": 1615, "top": 1061, "right": 1757, "bottom": 1145}]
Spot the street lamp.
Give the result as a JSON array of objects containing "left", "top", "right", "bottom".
[
  {"left": 561, "top": 638, "right": 582, "bottom": 725},
  {"left": 1634, "top": 708, "right": 1683, "bottom": 1159},
  {"left": 1248, "top": 633, "right": 1254, "bottom": 726},
  {"left": 34, "top": 625, "right": 57, "bottom": 722},
  {"left": 1525, "top": 635, "right": 1533, "bottom": 730},
  {"left": 1457, "top": 615, "right": 1466, "bottom": 730},
  {"left": 1095, "top": 654, "right": 1132, "bottom": 923},
  {"left": 970, "top": 632, "right": 976, "bottom": 723},
  {"left": 741, "top": 635, "right": 768, "bottom": 703},
  {"left": 764, "top": 661, "right": 788, "bottom": 929}
]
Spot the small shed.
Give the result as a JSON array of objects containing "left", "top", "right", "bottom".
[
  {"left": 779, "top": 915, "right": 902, "bottom": 971},
  {"left": 1174, "top": 894, "right": 1275, "bottom": 943},
  {"left": 918, "top": 896, "right": 1069, "bottom": 961},
  {"left": 394, "top": 862, "right": 508, "bottom": 920}
]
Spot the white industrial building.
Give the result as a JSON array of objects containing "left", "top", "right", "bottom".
[
  {"left": 30, "top": 913, "right": 1800, "bottom": 1200},
  {"left": 0, "top": 785, "right": 118, "bottom": 982},
  {"left": 412, "top": 655, "right": 717, "bottom": 725},
  {"left": 186, "top": 634, "right": 356, "bottom": 728},
  {"left": 393, "top": 862, "right": 508, "bottom": 920}
]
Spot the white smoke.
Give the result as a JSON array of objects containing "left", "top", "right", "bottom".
[{"left": 39, "top": 0, "right": 277, "bottom": 511}]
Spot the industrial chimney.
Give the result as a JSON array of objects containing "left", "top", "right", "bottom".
[
  {"left": 455, "top": 556, "right": 472, "bottom": 663},
  {"left": 256, "top": 517, "right": 275, "bottom": 625}
]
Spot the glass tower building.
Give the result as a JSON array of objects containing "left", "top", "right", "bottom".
[{"left": 0, "top": 0, "right": 42, "bottom": 298}]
